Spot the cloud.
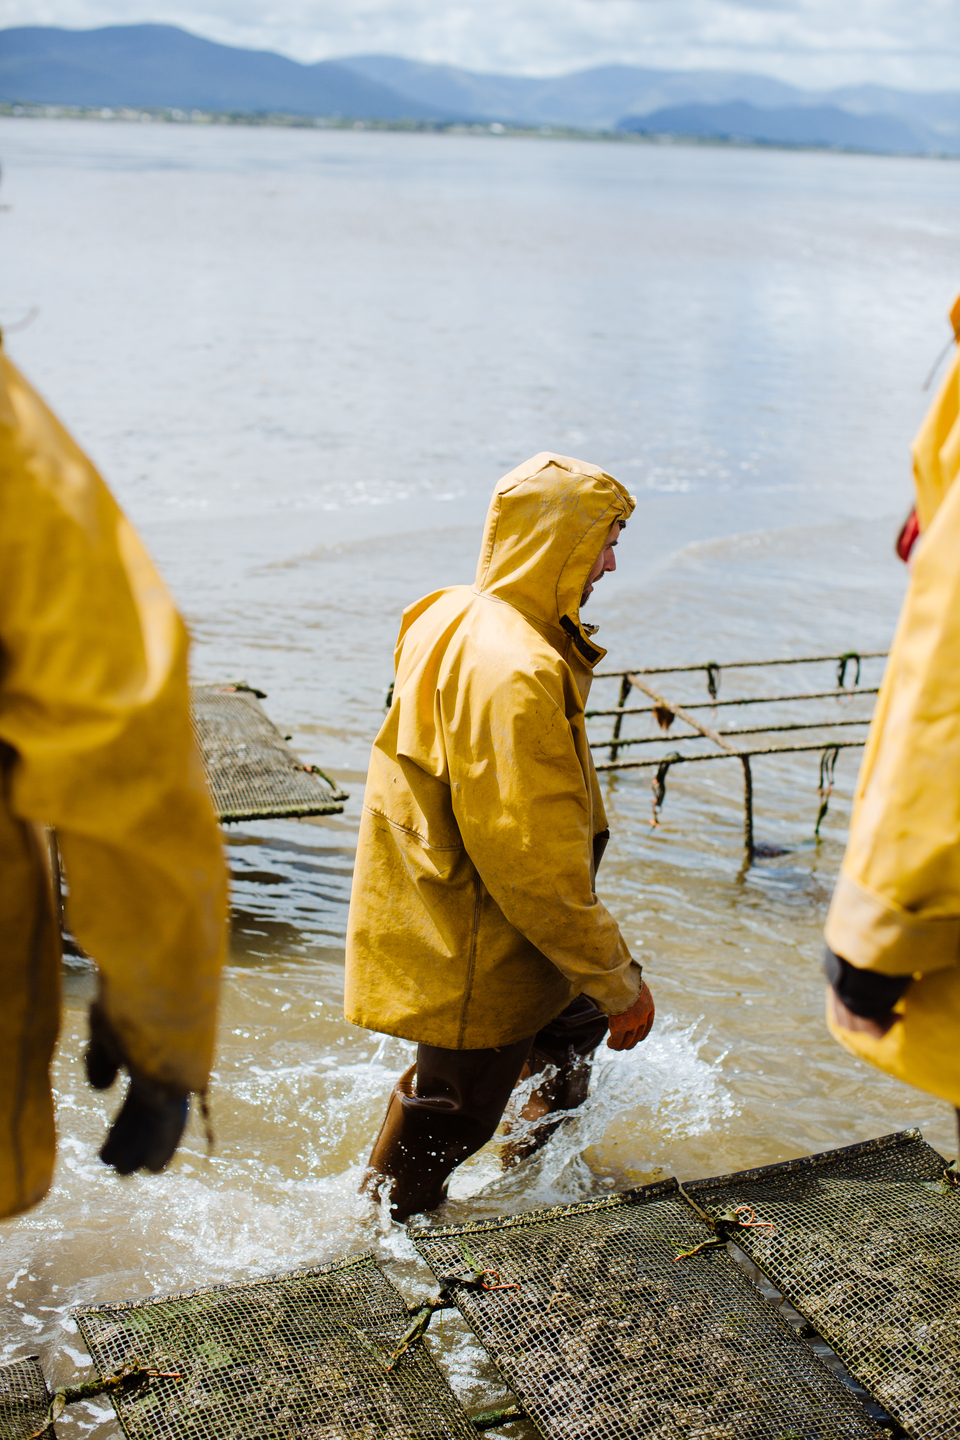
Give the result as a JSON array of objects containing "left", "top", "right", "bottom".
[{"left": 3, "top": 0, "right": 959, "bottom": 88}]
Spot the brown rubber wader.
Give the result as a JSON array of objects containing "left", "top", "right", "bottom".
[{"left": 363, "top": 995, "right": 608, "bottom": 1222}]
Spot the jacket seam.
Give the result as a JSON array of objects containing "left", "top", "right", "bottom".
[
  {"left": 363, "top": 803, "right": 464, "bottom": 851},
  {"left": 475, "top": 498, "right": 501, "bottom": 591},
  {"left": 456, "top": 878, "right": 484, "bottom": 1048}
]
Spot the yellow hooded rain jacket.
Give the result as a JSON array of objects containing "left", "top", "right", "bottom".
[
  {"left": 0, "top": 341, "right": 227, "bottom": 1217},
  {"left": 825, "top": 308, "right": 960, "bottom": 1106},
  {"left": 344, "top": 453, "right": 643, "bottom": 1050}
]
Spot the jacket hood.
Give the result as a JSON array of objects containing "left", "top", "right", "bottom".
[{"left": 474, "top": 452, "right": 635, "bottom": 667}]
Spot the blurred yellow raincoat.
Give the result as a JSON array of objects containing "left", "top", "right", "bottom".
[
  {"left": 825, "top": 313, "right": 960, "bottom": 1106},
  {"left": 0, "top": 340, "right": 227, "bottom": 1218},
  {"left": 345, "top": 453, "right": 642, "bottom": 1049}
]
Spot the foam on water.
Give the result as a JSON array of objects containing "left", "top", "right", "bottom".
[{"left": 443, "top": 1019, "right": 735, "bottom": 1215}]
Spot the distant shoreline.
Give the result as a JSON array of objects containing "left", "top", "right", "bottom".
[{"left": 1, "top": 103, "right": 956, "bottom": 160}]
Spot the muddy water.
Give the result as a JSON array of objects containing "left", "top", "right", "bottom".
[{"left": 1, "top": 118, "right": 959, "bottom": 1433}]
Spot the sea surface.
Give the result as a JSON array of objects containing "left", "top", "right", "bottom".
[{"left": 1, "top": 117, "right": 959, "bottom": 1434}]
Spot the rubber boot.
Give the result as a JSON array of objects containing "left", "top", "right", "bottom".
[
  {"left": 361, "top": 1064, "right": 488, "bottom": 1223},
  {"left": 501, "top": 1045, "right": 594, "bottom": 1170}
]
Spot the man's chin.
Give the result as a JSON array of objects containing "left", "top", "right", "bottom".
[{"left": 581, "top": 587, "right": 593, "bottom": 606}]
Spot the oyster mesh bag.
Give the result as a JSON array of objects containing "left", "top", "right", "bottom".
[
  {"left": 74, "top": 1256, "right": 477, "bottom": 1440},
  {"left": 190, "top": 685, "right": 345, "bottom": 822},
  {"left": 687, "top": 1129, "right": 960, "bottom": 1440},
  {"left": 0, "top": 1356, "right": 53, "bottom": 1440},
  {"left": 413, "top": 1178, "right": 880, "bottom": 1440}
]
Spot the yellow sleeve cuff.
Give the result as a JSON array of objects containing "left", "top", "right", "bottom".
[{"left": 825, "top": 871, "right": 960, "bottom": 977}]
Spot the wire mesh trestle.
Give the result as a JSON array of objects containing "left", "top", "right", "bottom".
[
  {"left": 19, "top": 1127, "right": 956, "bottom": 1439},
  {"left": 413, "top": 1177, "right": 881, "bottom": 1440},
  {"left": 74, "top": 1255, "right": 481, "bottom": 1440},
  {"left": 687, "top": 1129, "right": 960, "bottom": 1440},
  {"left": 190, "top": 683, "right": 347, "bottom": 823},
  {"left": 0, "top": 1356, "right": 55, "bottom": 1440}
]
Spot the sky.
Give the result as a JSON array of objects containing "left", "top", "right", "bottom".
[{"left": 2, "top": 0, "right": 959, "bottom": 90}]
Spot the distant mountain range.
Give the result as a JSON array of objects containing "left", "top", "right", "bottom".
[
  {"left": 344, "top": 55, "right": 960, "bottom": 151},
  {"left": 0, "top": 26, "right": 450, "bottom": 121},
  {"left": 2, "top": 24, "right": 959, "bottom": 155},
  {"left": 618, "top": 101, "right": 931, "bottom": 154}
]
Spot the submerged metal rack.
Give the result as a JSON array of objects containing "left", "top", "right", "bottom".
[
  {"left": 190, "top": 683, "right": 347, "bottom": 823},
  {"left": 74, "top": 1255, "right": 479, "bottom": 1440},
  {"left": 0, "top": 1355, "right": 54, "bottom": 1440},
  {"left": 413, "top": 1178, "right": 880, "bottom": 1440},
  {"left": 687, "top": 1129, "right": 960, "bottom": 1440},
  {"left": 587, "top": 650, "right": 886, "bottom": 861}
]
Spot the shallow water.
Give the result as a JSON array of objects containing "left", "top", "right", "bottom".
[{"left": 1, "top": 119, "right": 959, "bottom": 1433}]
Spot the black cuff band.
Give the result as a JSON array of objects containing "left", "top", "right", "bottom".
[{"left": 823, "top": 946, "right": 912, "bottom": 1019}]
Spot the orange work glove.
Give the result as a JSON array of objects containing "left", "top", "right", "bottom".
[{"left": 606, "top": 980, "right": 655, "bottom": 1051}]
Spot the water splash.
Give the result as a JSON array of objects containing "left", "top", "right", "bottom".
[{"left": 441, "top": 1017, "right": 735, "bottom": 1218}]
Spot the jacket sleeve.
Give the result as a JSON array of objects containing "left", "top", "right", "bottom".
[
  {"left": 444, "top": 658, "right": 641, "bottom": 1015},
  {"left": 824, "top": 470, "right": 960, "bottom": 978},
  {"left": 0, "top": 352, "right": 227, "bottom": 1092}
]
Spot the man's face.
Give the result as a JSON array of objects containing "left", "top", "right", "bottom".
[{"left": 581, "top": 520, "right": 622, "bottom": 607}]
